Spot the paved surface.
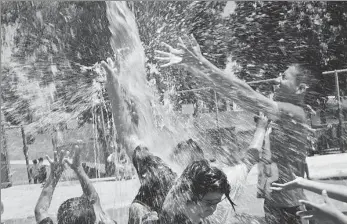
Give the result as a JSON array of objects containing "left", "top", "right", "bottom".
[{"left": 2, "top": 178, "right": 139, "bottom": 223}]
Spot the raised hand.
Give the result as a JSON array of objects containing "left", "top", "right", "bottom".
[
  {"left": 35, "top": 150, "right": 67, "bottom": 223},
  {"left": 265, "top": 127, "right": 273, "bottom": 138},
  {"left": 46, "top": 150, "right": 66, "bottom": 182},
  {"left": 101, "top": 56, "right": 120, "bottom": 82},
  {"left": 270, "top": 175, "right": 303, "bottom": 191},
  {"left": 155, "top": 34, "right": 203, "bottom": 68},
  {"left": 63, "top": 143, "right": 84, "bottom": 171},
  {"left": 297, "top": 190, "right": 347, "bottom": 224},
  {"left": 155, "top": 43, "right": 184, "bottom": 68},
  {"left": 254, "top": 112, "right": 269, "bottom": 129}
]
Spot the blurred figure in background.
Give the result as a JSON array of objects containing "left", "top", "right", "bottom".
[
  {"left": 29, "top": 159, "right": 39, "bottom": 184},
  {"left": 37, "top": 157, "right": 47, "bottom": 184}
]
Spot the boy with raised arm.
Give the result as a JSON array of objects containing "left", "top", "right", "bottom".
[
  {"left": 155, "top": 36, "right": 316, "bottom": 224},
  {"left": 34, "top": 145, "right": 116, "bottom": 224},
  {"left": 63, "top": 144, "right": 116, "bottom": 224}
]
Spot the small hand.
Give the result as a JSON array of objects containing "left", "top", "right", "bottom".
[
  {"left": 101, "top": 57, "right": 120, "bottom": 82},
  {"left": 155, "top": 34, "right": 203, "bottom": 68},
  {"left": 155, "top": 43, "right": 185, "bottom": 67},
  {"left": 270, "top": 175, "right": 303, "bottom": 191},
  {"left": 46, "top": 150, "right": 66, "bottom": 181},
  {"left": 254, "top": 112, "right": 269, "bottom": 129},
  {"left": 265, "top": 125, "right": 272, "bottom": 136},
  {"left": 297, "top": 190, "right": 344, "bottom": 224},
  {"left": 274, "top": 76, "right": 283, "bottom": 85},
  {"left": 63, "top": 143, "right": 84, "bottom": 170}
]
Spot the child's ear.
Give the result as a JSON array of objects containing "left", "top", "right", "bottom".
[{"left": 296, "top": 83, "right": 309, "bottom": 95}]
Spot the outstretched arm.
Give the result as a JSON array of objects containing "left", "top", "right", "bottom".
[
  {"left": 271, "top": 177, "right": 347, "bottom": 203},
  {"left": 101, "top": 58, "right": 139, "bottom": 157},
  {"left": 64, "top": 144, "right": 99, "bottom": 203},
  {"left": 298, "top": 190, "right": 347, "bottom": 224},
  {"left": 223, "top": 114, "right": 268, "bottom": 200},
  {"left": 35, "top": 152, "right": 65, "bottom": 223},
  {"left": 64, "top": 144, "right": 115, "bottom": 224},
  {"left": 155, "top": 36, "right": 306, "bottom": 122}
]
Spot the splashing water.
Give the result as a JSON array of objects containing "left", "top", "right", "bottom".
[
  {"left": 103, "top": 5, "right": 263, "bottom": 223},
  {"left": 103, "top": 2, "right": 257, "bottom": 174},
  {"left": 105, "top": 1, "right": 196, "bottom": 165}
]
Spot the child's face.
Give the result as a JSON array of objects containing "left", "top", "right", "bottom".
[
  {"left": 186, "top": 191, "right": 224, "bottom": 221},
  {"left": 279, "top": 66, "right": 299, "bottom": 94}
]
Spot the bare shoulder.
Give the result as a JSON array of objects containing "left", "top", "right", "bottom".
[{"left": 277, "top": 102, "right": 306, "bottom": 122}]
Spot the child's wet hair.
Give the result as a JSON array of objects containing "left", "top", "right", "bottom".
[
  {"left": 180, "top": 160, "right": 236, "bottom": 211},
  {"left": 57, "top": 197, "right": 96, "bottom": 224},
  {"left": 170, "top": 139, "right": 205, "bottom": 167}
]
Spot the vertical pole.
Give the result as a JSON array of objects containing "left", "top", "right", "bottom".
[
  {"left": 214, "top": 90, "right": 221, "bottom": 146},
  {"left": 100, "top": 106, "right": 111, "bottom": 177},
  {"left": 1, "top": 124, "right": 11, "bottom": 187},
  {"left": 21, "top": 126, "right": 31, "bottom": 184},
  {"left": 52, "top": 126, "right": 58, "bottom": 161},
  {"left": 335, "top": 71, "right": 345, "bottom": 152},
  {"left": 214, "top": 90, "right": 219, "bottom": 129}
]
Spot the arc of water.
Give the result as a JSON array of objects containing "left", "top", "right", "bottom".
[{"left": 104, "top": 2, "right": 196, "bottom": 163}]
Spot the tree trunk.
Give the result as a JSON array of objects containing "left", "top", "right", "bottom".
[
  {"left": 1, "top": 122, "right": 12, "bottom": 187},
  {"left": 21, "top": 126, "right": 31, "bottom": 184},
  {"left": 52, "top": 126, "right": 58, "bottom": 161},
  {"left": 97, "top": 109, "right": 113, "bottom": 177}
]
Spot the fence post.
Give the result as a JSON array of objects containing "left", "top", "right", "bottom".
[
  {"left": 322, "top": 69, "right": 347, "bottom": 152},
  {"left": 21, "top": 126, "right": 31, "bottom": 184},
  {"left": 1, "top": 122, "right": 12, "bottom": 188},
  {"left": 334, "top": 71, "right": 345, "bottom": 152}
]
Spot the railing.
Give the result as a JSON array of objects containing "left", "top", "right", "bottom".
[{"left": 322, "top": 69, "right": 347, "bottom": 152}]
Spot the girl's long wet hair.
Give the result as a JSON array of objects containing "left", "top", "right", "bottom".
[
  {"left": 172, "top": 159, "right": 236, "bottom": 211},
  {"left": 132, "top": 145, "right": 177, "bottom": 213}
]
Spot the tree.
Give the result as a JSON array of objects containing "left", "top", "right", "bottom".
[
  {"left": 226, "top": 2, "right": 345, "bottom": 107},
  {"left": 1, "top": 2, "right": 116, "bottom": 176},
  {"left": 227, "top": 2, "right": 347, "bottom": 98}
]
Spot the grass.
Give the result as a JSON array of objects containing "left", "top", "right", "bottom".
[{"left": 9, "top": 164, "right": 31, "bottom": 185}]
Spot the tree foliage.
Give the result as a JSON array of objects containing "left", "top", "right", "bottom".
[
  {"left": 1, "top": 1, "right": 112, "bottom": 128},
  {"left": 2, "top": 1, "right": 347, "bottom": 133},
  {"left": 1, "top": 2, "right": 115, "bottom": 171},
  {"left": 228, "top": 2, "right": 347, "bottom": 98}
]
